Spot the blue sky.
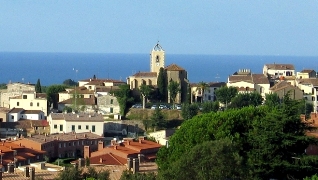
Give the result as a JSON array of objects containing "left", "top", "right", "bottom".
[{"left": 1, "top": 1, "right": 317, "bottom": 56}]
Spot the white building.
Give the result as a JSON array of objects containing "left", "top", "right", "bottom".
[
  {"left": 148, "top": 129, "right": 176, "bottom": 146},
  {"left": 190, "top": 82, "right": 226, "bottom": 103},
  {"left": 48, "top": 112, "right": 105, "bottom": 136},
  {"left": 297, "top": 78, "right": 318, "bottom": 112},
  {"left": 7, "top": 108, "right": 45, "bottom": 122}
]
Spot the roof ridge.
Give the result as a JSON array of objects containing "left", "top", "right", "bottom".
[{"left": 109, "top": 153, "right": 124, "bottom": 165}]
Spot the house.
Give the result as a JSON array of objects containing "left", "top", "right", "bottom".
[
  {"left": 263, "top": 63, "right": 296, "bottom": 86},
  {"left": 13, "top": 132, "right": 104, "bottom": 159},
  {"left": 0, "top": 120, "right": 49, "bottom": 138},
  {"left": 84, "top": 136, "right": 162, "bottom": 166},
  {"left": 297, "top": 78, "right": 318, "bottom": 112},
  {"left": 148, "top": 129, "right": 176, "bottom": 146},
  {"left": 96, "top": 94, "right": 120, "bottom": 114},
  {"left": 0, "top": 82, "right": 35, "bottom": 108},
  {"left": 78, "top": 77, "right": 126, "bottom": 90},
  {"left": 58, "top": 97, "right": 97, "bottom": 113},
  {"left": 9, "top": 91, "right": 47, "bottom": 116},
  {"left": 0, "top": 107, "right": 10, "bottom": 122},
  {"left": 6, "top": 108, "right": 45, "bottom": 122},
  {"left": 227, "top": 69, "right": 270, "bottom": 99},
  {"left": 302, "top": 113, "right": 318, "bottom": 155},
  {"left": 297, "top": 69, "right": 317, "bottom": 79},
  {"left": 48, "top": 112, "right": 104, "bottom": 136},
  {"left": 127, "top": 42, "right": 189, "bottom": 104},
  {"left": 0, "top": 140, "right": 45, "bottom": 170},
  {"left": 190, "top": 82, "right": 226, "bottom": 103},
  {"left": 269, "top": 81, "right": 303, "bottom": 100}
]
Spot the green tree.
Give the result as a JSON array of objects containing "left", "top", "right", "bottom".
[
  {"left": 181, "top": 103, "right": 199, "bottom": 120},
  {"left": 229, "top": 91, "right": 263, "bottom": 109},
  {"left": 150, "top": 107, "right": 166, "bottom": 131},
  {"left": 35, "top": 79, "right": 42, "bottom": 93},
  {"left": 264, "top": 93, "right": 281, "bottom": 108},
  {"left": 46, "top": 84, "right": 67, "bottom": 109},
  {"left": 159, "top": 139, "right": 248, "bottom": 180},
  {"left": 168, "top": 80, "right": 181, "bottom": 108},
  {"left": 63, "top": 79, "right": 78, "bottom": 87},
  {"left": 0, "top": 83, "right": 7, "bottom": 89},
  {"left": 55, "top": 167, "right": 82, "bottom": 180},
  {"left": 196, "top": 81, "right": 208, "bottom": 103},
  {"left": 120, "top": 170, "right": 157, "bottom": 180},
  {"left": 186, "top": 84, "right": 191, "bottom": 104},
  {"left": 304, "top": 174, "right": 318, "bottom": 180},
  {"left": 215, "top": 86, "right": 238, "bottom": 109},
  {"left": 201, "top": 101, "right": 219, "bottom": 113},
  {"left": 139, "top": 84, "right": 154, "bottom": 109},
  {"left": 112, "top": 84, "right": 134, "bottom": 117},
  {"left": 157, "top": 67, "right": 167, "bottom": 102}
]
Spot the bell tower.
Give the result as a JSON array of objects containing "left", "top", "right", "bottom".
[{"left": 150, "top": 42, "right": 165, "bottom": 74}]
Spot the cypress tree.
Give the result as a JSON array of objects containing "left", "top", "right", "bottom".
[
  {"left": 157, "top": 67, "right": 167, "bottom": 102},
  {"left": 35, "top": 79, "right": 42, "bottom": 93}
]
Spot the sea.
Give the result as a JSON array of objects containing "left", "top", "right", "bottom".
[{"left": 0, "top": 52, "right": 318, "bottom": 86}]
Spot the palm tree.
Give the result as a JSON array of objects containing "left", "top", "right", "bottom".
[{"left": 196, "top": 81, "right": 209, "bottom": 103}]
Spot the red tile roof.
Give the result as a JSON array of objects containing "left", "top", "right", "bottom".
[
  {"left": 165, "top": 64, "right": 185, "bottom": 71},
  {"left": 132, "top": 72, "right": 157, "bottom": 77},
  {"left": 58, "top": 98, "right": 96, "bottom": 105},
  {"left": 265, "top": 64, "right": 295, "bottom": 70}
]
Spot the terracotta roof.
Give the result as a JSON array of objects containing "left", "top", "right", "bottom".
[
  {"left": 8, "top": 108, "right": 24, "bottom": 113},
  {"left": 0, "top": 107, "right": 11, "bottom": 113},
  {"left": 23, "top": 110, "right": 42, "bottom": 114},
  {"left": 190, "top": 82, "right": 226, "bottom": 87},
  {"left": 269, "top": 81, "right": 300, "bottom": 92},
  {"left": 252, "top": 74, "right": 269, "bottom": 84},
  {"left": 69, "top": 86, "right": 95, "bottom": 94},
  {"left": 50, "top": 112, "right": 104, "bottom": 122},
  {"left": 30, "top": 120, "right": 49, "bottom": 127},
  {"left": 229, "top": 74, "right": 269, "bottom": 84},
  {"left": 132, "top": 72, "right": 157, "bottom": 77},
  {"left": 298, "top": 78, "right": 318, "bottom": 86},
  {"left": 265, "top": 64, "right": 295, "bottom": 70},
  {"left": 58, "top": 97, "right": 96, "bottom": 105},
  {"left": 89, "top": 153, "right": 127, "bottom": 165},
  {"left": 79, "top": 78, "right": 124, "bottom": 83},
  {"left": 95, "top": 86, "right": 120, "bottom": 92},
  {"left": 165, "top": 64, "right": 185, "bottom": 71},
  {"left": 14, "top": 132, "right": 104, "bottom": 144},
  {"left": 36, "top": 93, "right": 47, "bottom": 99},
  {"left": 300, "top": 69, "right": 315, "bottom": 73}
]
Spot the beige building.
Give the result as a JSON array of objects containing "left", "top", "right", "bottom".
[
  {"left": 0, "top": 82, "right": 35, "bottom": 108},
  {"left": 127, "top": 42, "right": 189, "bottom": 104},
  {"left": 297, "top": 78, "right": 318, "bottom": 112},
  {"left": 263, "top": 63, "right": 296, "bottom": 86},
  {"left": 227, "top": 69, "right": 270, "bottom": 99},
  {"left": 297, "top": 69, "right": 317, "bottom": 79},
  {"left": 269, "top": 81, "right": 303, "bottom": 100},
  {"left": 9, "top": 91, "right": 48, "bottom": 116},
  {"left": 191, "top": 82, "right": 226, "bottom": 103}
]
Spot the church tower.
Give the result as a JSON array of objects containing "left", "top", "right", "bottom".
[{"left": 150, "top": 42, "right": 165, "bottom": 75}]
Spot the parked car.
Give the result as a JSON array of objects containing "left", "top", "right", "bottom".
[
  {"left": 132, "top": 104, "right": 142, "bottom": 108},
  {"left": 151, "top": 105, "right": 158, "bottom": 109},
  {"left": 175, "top": 104, "right": 182, "bottom": 110},
  {"left": 159, "top": 104, "right": 168, "bottom": 109}
]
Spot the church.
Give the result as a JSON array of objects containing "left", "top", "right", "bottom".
[{"left": 126, "top": 42, "right": 189, "bottom": 104}]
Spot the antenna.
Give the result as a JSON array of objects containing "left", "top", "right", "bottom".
[{"left": 215, "top": 74, "right": 220, "bottom": 82}]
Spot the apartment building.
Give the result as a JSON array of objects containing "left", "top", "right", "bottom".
[
  {"left": 190, "top": 82, "right": 226, "bottom": 103},
  {"left": 9, "top": 92, "right": 47, "bottom": 116},
  {"left": 13, "top": 132, "right": 104, "bottom": 159},
  {"left": 48, "top": 112, "right": 104, "bottom": 136}
]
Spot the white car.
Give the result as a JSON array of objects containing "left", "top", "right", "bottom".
[
  {"left": 151, "top": 105, "right": 158, "bottom": 109},
  {"left": 175, "top": 105, "right": 182, "bottom": 110}
]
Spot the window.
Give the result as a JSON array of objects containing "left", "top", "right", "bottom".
[
  {"left": 54, "top": 125, "right": 57, "bottom": 129},
  {"left": 246, "top": 87, "right": 249, "bottom": 91},
  {"left": 64, "top": 143, "right": 66, "bottom": 147},
  {"left": 17, "top": 102, "right": 19, "bottom": 106},
  {"left": 82, "top": 141, "right": 84, "bottom": 145},
  {"left": 69, "top": 142, "right": 71, "bottom": 146},
  {"left": 59, "top": 143, "right": 61, "bottom": 148},
  {"left": 11, "top": 115, "right": 14, "bottom": 120},
  {"left": 77, "top": 141, "right": 80, "bottom": 146},
  {"left": 72, "top": 125, "right": 75, "bottom": 131},
  {"left": 86, "top": 125, "right": 89, "bottom": 130},
  {"left": 110, "top": 99, "right": 113, "bottom": 104},
  {"left": 23, "top": 95, "right": 27, "bottom": 99},
  {"left": 92, "top": 125, "right": 96, "bottom": 132},
  {"left": 60, "top": 125, "right": 63, "bottom": 131},
  {"left": 78, "top": 125, "right": 81, "bottom": 130},
  {"left": 30, "top": 102, "right": 33, "bottom": 106},
  {"left": 37, "top": 102, "right": 39, "bottom": 107},
  {"left": 313, "top": 97, "right": 316, "bottom": 101}
]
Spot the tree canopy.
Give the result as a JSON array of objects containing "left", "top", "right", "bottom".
[
  {"left": 63, "top": 78, "right": 78, "bottom": 87},
  {"left": 46, "top": 84, "right": 67, "bottom": 109},
  {"left": 157, "top": 67, "right": 167, "bottom": 102},
  {"left": 35, "top": 79, "right": 42, "bottom": 93},
  {"left": 181, "top": 103, "right": 199, "bottom": 120},
  {"left": 229, "top": 91, "right": 263, "bottom": 109},
  {"left": 112, "top": 84, "right": 134, "bottom": 117},
  {"left": 139, "top": 84, "right": 154, "bottom": 109},
  {"left": 215, "top": 86, "right": 238, "bottom": 108},
  {"left": 168, "top": 80, "right": 180, "bottom": 107}
]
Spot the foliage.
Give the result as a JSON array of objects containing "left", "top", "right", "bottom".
[
  {"left": 139, "top": 84, "right": 155, "bottom": 109},
  {"left": 146, "top": 136, "right": 157, "bottom": 143},
  {"left": 55, "top": 166, "right": 82, "bottom": 180},
  {"left": 196, "top": 81, "right": 208, "bottom": 103},
  {"left": 55, "top": 166, "right": 110, "bottom": 180},
  {"left": 158, "top": 139, "right": 248, "bottom": 180},
  {"left": 167, "top": 80, "right": 180, "bottom": 107},
  {"left": 181, "top": 103, "right": 199, "bottom": 120},
  {"left": 186, "top": 84, "right": 191, "bottom": 104},
  {"left": 35, "top": 79, "right": 42, "bottom": 93},
  {"left": 63, "top": 106, "right": 73, "bottom": 113},
  {"left": 150, "top": 107, "right": 166, "bottom": 131},
  {"left": 112, "top": 84, "right": 134, "bottom": 117},
  {"left": 157, "top": 94, "right": 318, "bottom": 179},
  {"left": 85, "top": 157, "right": 90, "bottom": 166},
  {"left": 157, "top": 67, "right": 167, "bottom": 102},
  {"left": 229, "top": 92, "right": 263, "bottom": 109},
  {"left": 304, "top": 174, "right": 318, "bottom": 180},
  {"left": 0, "top": 83, "right": 6, "bottom": 89},
  {"left": 46, "top": 84, "right": 67, "bottom": 109},
  {"left": 120, "top": 170, "right": 157, "bottom": 180},
  {"left": 215, "top": 86, "right": 238, "bottom": 108},
  {"left": 63, "top": 78, "right": 78, "bottom": 86},
  {"left": 264, "top": 93, "right": 281, "bottom": 108},
  {"left": 201, "top": 101, "right": 219, "bottom": 113}
]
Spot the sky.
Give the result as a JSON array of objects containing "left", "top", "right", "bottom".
[{"left": 1, "top": 1, "right": 318, "bottom": 56}]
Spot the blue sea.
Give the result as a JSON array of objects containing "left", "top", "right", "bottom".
[{"left": 0, "top": 52, "right": 317, "bottom": 86}]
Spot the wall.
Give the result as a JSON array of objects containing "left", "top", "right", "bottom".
[
  {"left": 0, "top": 83, "right": 35, "bottom": 108},
  {"left": 97, "top": 95, "right": 120, "bottom": 114},
  {"left": 9, "top": 93, "right": 47, "bottom": 116}
]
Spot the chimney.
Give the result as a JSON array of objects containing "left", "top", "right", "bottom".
[
  {"left": 75, "top": 135, "right": 77, "bottom": 139},
  {"left": 139, "top": 139, "right": 142, "bottom": 144},
  {"left": 127, "top": 141, "right": 130, "bottom": 145},
  {"left": 110, "top": 140, "right": 116, "bottom": 146},
  {"left": 99, "top": 158, "right": 103, "bottom": 163},
  {"left": 84, "top": 134, "right": 87, "bottom": 138},
  {"left": 98, "top": 141, "right": 104, "bottom": 151},
  {"left": 19, "top": 143, "right": 21, "bottom": 147},
  {"left": 114, "top": 145, "right": 117, "bottom": 150},
  {"left": 84, "top": 146, "right": 90, "bottom": 158},
  {"left": 132, "top": 158, "right": 139, "bottom": 174},
  {"left": 44, "top": 138, "right": 46, "bottom": 142},
  {"left": 29, "top": 167, "right": 35, "bottom": 180}
]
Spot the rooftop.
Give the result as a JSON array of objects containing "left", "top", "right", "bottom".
[
  {"left": 50, "top": 112, "right": 104, "bottom": 122},
  {"left": 265, "top": 63, "right": 295, "bottom": 70}
]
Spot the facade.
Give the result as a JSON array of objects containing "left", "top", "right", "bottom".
[
  {"left": 96, "top": 94, "right": 120, "bottom": 114},
  {"left": 0, "top": 107, "right": 10, "bottom": 122},
  {"left": 148, "top": 129, "right": 176, "bottom": 146},
  {"left": 58, "top": 97, "right": 96, "bottom": 113},
  {"left": 7, "top": 108, "right": 45, "bottom": 122},
  {"left": 297, "top": 78, "right": 318, "bottom": 112},
  {"left": 297, "top": 69, "right": 317, "bottom": 79},
  {"left": 9, "top": 92, "right": 47, "bottom": 116},
  {"left": 13, "top": 132, "right": 104, "bottom": 159},
  {"left": 263, "top": 64, "right": 296, "bottom": 86},
  {"left": 0, "top": 82, "right": 35, "bottom": 108},
  {"left": 166, "top": 64, "right": 189, "bottom": 104},
  {"left": 48, "top": 112, "right": 104, "bottom": 136},
  {"left": 269, "top": 81, "right": 304, "bottom": 100},
  {"left": 78, "top": 77, "right": 126, "bottom": 88},
  {"left": 84, "top": 137, "right": 161, "bottom": 165},
  {"left": 0, "top": 141, "right": 45, "bottom": 170},
  {"left": 227, "top": 69, "right": 270, "bottom": 99},
  {"left": 190, "top": 82, "right": 226, "bottom": 103}
]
